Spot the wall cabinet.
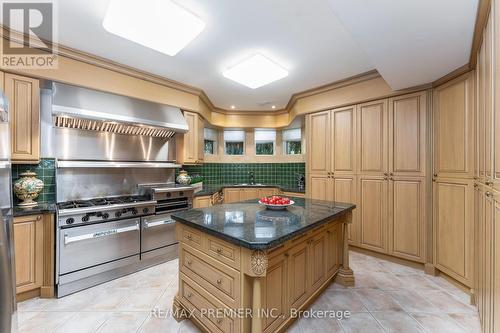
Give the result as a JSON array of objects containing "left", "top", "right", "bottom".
[
  {"left": 223, "top": 187, "right": 279, "bottom": 203},
  {"left": 4, "top": 73, "right": 40, "bottom": 163},
  {"left": 433, "top": 178, "right": 474, "bottom": 286},
  {"left": 176, "top": 111, "right": 204, "bottom": 165}
]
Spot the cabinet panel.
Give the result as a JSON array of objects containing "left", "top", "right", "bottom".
[
  {"left": 333, "top": 176, "right": 358, "bottom": 244},
  {"left": 14, "top": 215, "right": 43, "bottom": 293},
  {"left": 433, "top": 74, "right": 474, "bottom": 178},
  {"left": 263, "top": 253, "right": 288, "bottom": 332},
  {"left": 5, "top": 73, "right": 40, "bottom": 163},
  {"left": 357, "top": 100, "right": 388, "bottom": 174},
  {"left": 241, "top": 188, "right": 259, "bottom": 201},
  {"left": 358, "top": 176, "right": 388, "bottom": 253},
  {"left": 177, "top": 111, "right": 204, "bottom": 165},
  {"left": 259, "top": 188, "right": 277, "bottom": 198},
  {"left": 287, "top": 241, "right": 309, "bottom": 309},
  {"left": 389, "top": 92, "right": 426, "bottom": 176},
  {"left": 309, "top": 233, "right": 327, "bottom": 291},
  {"left": 433, "top": 179, "right": 473, "bottom": 286},
  {"left": 307, "top": 111, "right": 330, "bottom": 174},
  {"left": 193, "top": 196, "right": 212, "bottom": 208},
  {"left": 493, "top": 195, "right": 500, "bottom": 332},
  {"left": 308, "top": 174, "right": 329, "bottom": 201},
  {"left": 390, "top": 177, "right": 425, "bottom": 262},
  {"left": 224, "top": 189, "right": 241, "bottom": 204},
  {"left": 325, "top": 223, "right": 341, "bottom": 277},
  {"left": 331, "top": 106, "right": 356, "bottom": 174},
  {"left": 485, "top": 18, "right": 493, "bottom": 181}
]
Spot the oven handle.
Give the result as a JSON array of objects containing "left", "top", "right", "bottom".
[
  {"left": 64, "top": 223, "right": 140, "bottom": 245},
  {"left": 143, "top": 218, "right": 175, "bottom": 229}
]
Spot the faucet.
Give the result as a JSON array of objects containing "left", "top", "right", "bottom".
[{"left": 249, "top": 171, "right": 255, "bottom": 185}]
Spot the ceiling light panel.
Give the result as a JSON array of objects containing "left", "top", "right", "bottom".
[
  {"left": 103, "top": 0, "right": 205, "bottom": 56},
  {"left": 223, "top": 54, "right": 289, "bottom": 89}
]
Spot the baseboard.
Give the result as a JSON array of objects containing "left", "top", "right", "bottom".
[
  {"left": 424, "top": 263, "right": 438, "bottom": 276},
  {"left": 16, "top": 289, "right": 40, "bottom": 302},
  {"left": 349, "top": 245, "right": 425, "bottom": 271}
]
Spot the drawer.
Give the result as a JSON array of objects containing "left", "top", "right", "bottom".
[
  {"left": 180, "top": 245, "right": 240, "bottom": 307},
  {"left": 180, "top": 275, "right": 238, "bottom": 333},
  {"left": 204, "top": 235, "right": 241, "bottom": 269},
  {"left": 180, "top": 225, "right": 202, "bottom": 250}
]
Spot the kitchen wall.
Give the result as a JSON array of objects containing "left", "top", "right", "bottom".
[
  {"left": 181, "top": 163, "right": 305, "bottom": 189},
  {"left": 11, "top": 158, "right": 56, "bottom": 204}
]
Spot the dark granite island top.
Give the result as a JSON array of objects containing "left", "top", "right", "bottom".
[{"left": 171, "top": 198, "right": 355, "bottom": 250}]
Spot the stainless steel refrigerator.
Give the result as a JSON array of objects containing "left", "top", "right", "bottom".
[{"left": 0, "top": 91, "right": 17, "bottom": 333}]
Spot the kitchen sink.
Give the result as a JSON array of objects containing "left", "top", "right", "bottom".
[{"left": 234, "top": 183, "right": 264, "bottom": 186}]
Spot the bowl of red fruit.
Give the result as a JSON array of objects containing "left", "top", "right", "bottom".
[{"left": 258, "top": 196, "right": 294, "bottom": 210}]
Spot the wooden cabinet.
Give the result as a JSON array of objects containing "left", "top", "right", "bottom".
[
  {"left": 223, "top": 187, "right": 278, "bottom": 203},
  {"left": 241, "top": 188, "right": 259, "bottom": 201},
  {"left": 224, "top": 188, "right": 242, "bottom": 203},
  {"left": 388, "top": 92, "right": 427, "bottom": 177},
  {"left": 306, "top": 110, "right": 331, "bottom": 175},
  {"left": 282, "top": 191, "right": 305, "bottom": 198},
  {"left": 4, "top": 73, "right": 40, "bottom": 163},
  {"left": 331, "top": 106, "right": 356, "bottom": 174},
  {"left": 333, "top": 175, "right": 357, "bottom": 243},
  {"left": 287, "top": 239, "right": 310, "bottom": 309},
  {"left": 13, "top": 215, "right": 43, "bottom": 294},
  {"left": 262, "top": 252, "right": 288, "bottom": 333},
  {"left": 176, "top": 111, "right": 204, "bottom": 165},
  {"left": 358, "top": 175, "right": 388, "bottom": 253},
  {"left": 193, "top": 196, "right": 212, "bottom": 208},
  {"left": 433, "top": 178, "right": 474, "bottom": 286},
  {"left": 389, "top": 177, "right": 426, "bottom": 262},
  {"left": 357, "top": 100, "right": 388, "bottom": 175},
  {"left": 309, "top": 232, "right": 327, "bottom": 291},
  {"left": 325, "top": 223, "right": 342, "bottom": 277},
  {"left": 259, "top": 188, "right": 278, "bottom": 198},
  {"left": 493, "top": 193, "right": 500, "bottom": 332},
  {"left": 433, "top": 73, "right": 474, "bottom": 179}
]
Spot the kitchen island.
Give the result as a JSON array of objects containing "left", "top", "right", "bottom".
[{"left": 171, "top": 198, "right": 355, "bottom": 333}]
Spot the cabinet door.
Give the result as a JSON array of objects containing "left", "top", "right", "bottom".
[
  {"left": 389, "top": 177, "right": 426, "bottom": 262},
  {"left": 475, "top": 184, "right": 484, "bottom": 323},
  {"left": 308, "top": 174, "right": 333, "bottom": 201},
  {"left": 325, "top": 223, "right": 342, "bottom": 277},
  {"left": 433, "top": 178, "right": 474, "bottom": 286},
  {"left": 287, "top": 240, "right": 309, "bottom": 309},
  {"left": 388, "top": 92, "right": 427, "bottom": 177},
  {"left": 193, "top": 196, "right": 212, "bottom": 208},
  {"left": 259, "top": 188, "right": 277, "bottom": 198},
  {"left": 357, "top": 99, "right": 388, "bottom": 175},
  {"left": 494, "top": 2, "right": 500, "bottom": 192},
  {"left": 263, "top": 252, "right": 288, "bottom": 333},
  {"left": 196, "top": 115, "right": 205, "bottom": 162},
  {"left": 224, "top": 189, "right": 241, "bottom": 203},
  {"left": 180, "top": 111, "right": 203, "bottom": 164},
  {"left": 333, "top": 176, "right": 358, "bottom": 244},
  {"left": 477, "top": 41, "right": 486, "bottom": 181},
  {"left": 483, "top": 190, "right": 493, "bottom": 333},
  {"left": 493, "top": 193, "right": 500, "bottom": 332},
  {"left": 484, "top": 18, "right": 493, "bottom": 181},
  {"left": 241, "top": 188, "right": 259, "bottom": 201},
  {"left": 433, "top": 73, "right": 474, "bottom": 179},
  {"left": 5, "top": 73, "right": 40, "bottom": 163},
  {"left": 13, "top": 215, "right": 43, "bottom": 293},
  {"left": 306, "top": 111, "right": 331, "bottom": 174},
  {"left": 331, "top": 106, "right": 356, "bottom": 174},
  {"left": 358, "top": 176, "right": 388, "bottom": 253},
  {"left": 309, "top": 233, "right": 327, "bottom": 291}
]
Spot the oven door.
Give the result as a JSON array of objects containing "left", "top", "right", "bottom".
[
  {"left": 141, "top": 213, "right": 177, "bottom": 254},
  {"left": 59, "top": 218, "right": 140, "bottom": 275}
]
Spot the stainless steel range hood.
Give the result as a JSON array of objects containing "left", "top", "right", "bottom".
[{"left": 52, "top": 82, "right": 188, "bottom": 139}]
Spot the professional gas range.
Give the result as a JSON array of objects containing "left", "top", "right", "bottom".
[{"left": 56, "top": 188, "right": 194, "bottom": 297}]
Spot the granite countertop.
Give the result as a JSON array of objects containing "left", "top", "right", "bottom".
[
  {"left": 194, "top": 184, "right": 306, "bottom": 197},
  {"left": 13, "top": 202, "right": 56, "bottom": 217},
  {"left": 172, "top": 198, "right": 355, "bottom": 250}
]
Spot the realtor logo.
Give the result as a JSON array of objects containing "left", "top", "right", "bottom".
[{"left": 1, "top": 0, "right": 58, "bottom": 68}]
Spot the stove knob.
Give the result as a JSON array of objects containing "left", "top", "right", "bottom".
[
  {"left": 81, "top": 215, "right": 90, "bottom": 222},
  {"left": 131, "top": 208, "right": 138, "bottom": 215},
  {"left": 166, "top": 192, "right": 171, "bottom": 198},
  {"left": 143, "top": 207, "right": 149, "bottom": 214},
  {"left": 66, "top": 218, "right": 75, "bottom": 225},
  {"left": 102, "top": 213, "right": 109, "bottom": 220},
  {"left": 115, "top": 211, "right": 122, "bottom": 218},
  {"left": 180, "top": 191, "right": 184, "bottom": 196}
]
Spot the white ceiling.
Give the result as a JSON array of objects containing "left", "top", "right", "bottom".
[{"left": 4, "top": 0, "right": 478, "bottom": 110}]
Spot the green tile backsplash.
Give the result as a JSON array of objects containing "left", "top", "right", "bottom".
[
  {"left": 11, "top": 158, "right": 56, "bottom": 204},
  {"left": 180, "top": 163, "right": 305, "bottom": 189}
]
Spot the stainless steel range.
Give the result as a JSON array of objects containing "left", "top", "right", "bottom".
[{"left": 56, "top": 187, "right": 193, "bottom": 297}]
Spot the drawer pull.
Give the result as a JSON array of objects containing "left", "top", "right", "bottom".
[
  {"left": 217, "top": 318, "right": 223, "bottom": 324},
  {"left": 186, "top": 292, "right": 192, "bottom": 298},
  {"left": 187, "top": 259, "right": 192, "bottom": 265},
  {"left": 187, "top": 234, "right": 193, "bottom": 240},
  {"left": 284, "top": 253, "right": 289, "bottom": 257},
  {"left": 216, "top": 248, "right": 223, "bottom": 254},
  {"left": 216, "top": 278, "right": 222, "bottom": 285}
]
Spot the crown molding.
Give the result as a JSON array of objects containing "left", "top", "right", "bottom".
[{"left": 469, "top": 0, "right": 491, "bottom": 68}]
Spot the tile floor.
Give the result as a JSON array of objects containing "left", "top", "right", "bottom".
[{"left": 16, "top": 251, "right": 481, "bottom": 333}]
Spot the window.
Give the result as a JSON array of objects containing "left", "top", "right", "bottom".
[
  {"left": 224, "top": 130, "right": 245, "bottom": 155},
  {"left": 204, "top": 128, "right": 218, "bottom": 155},
  {"left": 283, "top": 128, "right": 302, "bottom": 155},
  {"left": 255, "top": 129, "right": 276, "bottom": 155}
]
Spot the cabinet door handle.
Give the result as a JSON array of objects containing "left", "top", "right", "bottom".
[
  {"left": 486, "top": 192, "right": 492, "bottom": 198},
  {"left": 36, "top": 215, "right": 42, "bottom": 221},
  {"left": 217, "top": 318, "right": 223, "bottom": 324},
  {"left": 384, "top": 172, "right": 388, "bottom": 176},
  {"left": 187, "top": 292, "right": 192, "bottom": 298},
  {"left": 187, "top": 234, "right": 193, "bottom": 240},
  {"left": 433, "top": 173, "right": 438, "bottom": 177},
  {"left": 216, "top": 278, "right": 222, "bottom": 285},
  {"left": 187, "top": 259, "right": 192, "bottom": 265},
  {"left": 216, "top": 248, "right": 223, "bottom": 254},
  {"left": 284, "top": 253, "right": 289, "bottom": 257}
]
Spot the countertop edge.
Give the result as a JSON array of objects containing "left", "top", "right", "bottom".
[
  {"left": 194, "top": 184, "right": 306, "bottom": 197},
  {"left": 172, "top": 206, "right": 355, "bottom": 250}
]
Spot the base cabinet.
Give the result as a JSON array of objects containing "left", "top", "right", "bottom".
[
  {"left": 193, "top": 196, "right": 212, "bottom": 208},
  {"left": 223, "top": 187, "right": 279, "bottom": 203}
]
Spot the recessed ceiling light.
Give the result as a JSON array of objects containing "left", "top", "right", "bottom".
[
  {"left": 271, "top": 105, "right": 276, "bottom": 109},
  {"left": 223, "top": 54, "right": 289, "bottom": 89},
  {"left": 103, "top": 0, "right": 205, "bottom": 56},
  {"left": 231, "top": 105, "right": 236, "bottom": 109}
]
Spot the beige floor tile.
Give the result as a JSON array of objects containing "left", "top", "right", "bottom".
[
  {"left": 421, "top": 290, "right": 477, "bottom": 314},
  {"left": 96, "top": 312, "right": 149, "bottom": 333},
  {"left": 371, "top": 311, "right": 425, "bottom": 333},
  {"left": 53, "top": 312, "right": 110, "bottom": 333},
  {"left": 371, "top": 272, "right": 406, "bottom": 290},
  {"left": 351, "top": 273, "right": 381, "bottom": 289},
  {"left": 449, "top": 313, "right": 482, "bottom": 333},
  {"left": 17, "top": 311, "right": 74, "bottom": 333},
  {"left": 354, "top": 289, "right": 403, "bottom": 311},
  {"left": 154, "top": 287, "right": 179, "bottom": 310},
  {"left": 84, "top": 287, "right": 130, "bottom": 311},
  {"left": 41, "top": 288, "right": 98, "bottom": 311},
  {"left": 410, "top": 312, "right": 468, "bottom": 333},
  {"left": 178, "top": 318, "right": 202, "bottom": 333},
  {"left": 298, "top": 316, "right": 343, "bottom": 333},
  {"left": 16, "top": 311, "right": 39, "bottom": 324},
  {"left": 394, "top": 274, "right": 441, "bottom": 290},
  {"left": 387, "top": 289, "right": 440, "bottom": 313},
  {"left": 284, "top": 320, "right": 302, "bottom": 333},
  {"left": 16, "top": 297, "right": 51, "bottom": 312},
  {"left": 139, "top": 313, "right": 181, "bottom": 333},
  {"left": 378, "top": 260, "right": 424, "bottom": 276},
  {"left": 320, "top": 290, "right": 367, "bottom": 312},
  {"left": 339, "top": 312, "right": 385, "bottom": 333},
  {"left": 116, "top": 289, "right": 165, "bottom": 311}
]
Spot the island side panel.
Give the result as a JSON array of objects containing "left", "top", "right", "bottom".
[{"left": 335, "top": 211, "right": 356, "bottom": 286}]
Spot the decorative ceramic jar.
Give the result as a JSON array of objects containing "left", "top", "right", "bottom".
[
  {"left": 13, "top": 171, "right": 44, "bottom": 207},
  {"left": 176, "top": 170, "right": 191, "bottom": 185}
]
